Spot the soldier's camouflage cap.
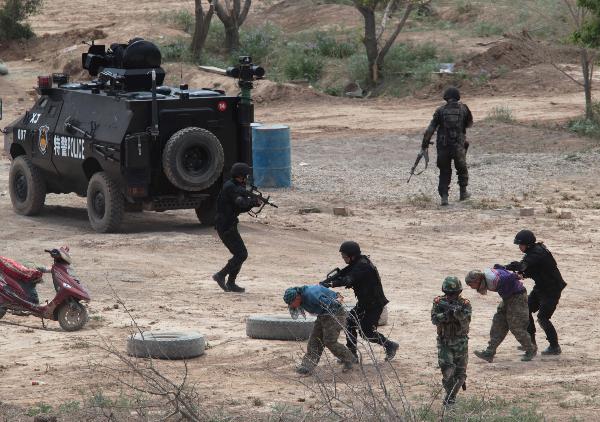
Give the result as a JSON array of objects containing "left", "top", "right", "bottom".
[{"left": 442, "top": 276, "right": 462, "bottom": 293}]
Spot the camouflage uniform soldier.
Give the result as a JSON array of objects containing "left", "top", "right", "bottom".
[
  {"left": 421, "top": 87, "right": 473, "bottom": 206},
  {"left": 465, "top": 267, "right": 536, "bottom": 362},
  {"left": 431, "top": 276, "right": 471, "bottom": 406}
]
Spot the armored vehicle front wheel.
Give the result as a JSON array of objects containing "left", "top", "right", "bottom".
[
  {"left": 8, "top": 156, "right": 47, "bottom": 216},
  {"left": 86, "top": 172, "right": 125, "bottom": 233},
  {"left": 162, "top": 127, "right": 224, "bottom": 191}
]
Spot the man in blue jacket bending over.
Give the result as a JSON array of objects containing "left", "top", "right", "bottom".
[{"left": 284, "top": 285, "right": 356, "bottom": 375}]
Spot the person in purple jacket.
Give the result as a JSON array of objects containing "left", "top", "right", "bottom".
[
  {"left": 465, "top": 266, "right": 536, "bottom": 362},
  {"left": 283, "top": 285, "right": 356, "bottom": 375}
]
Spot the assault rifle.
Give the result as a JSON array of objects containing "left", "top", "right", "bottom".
[
  {"left": 247, "top": 184, "right": 278, "bottom": 217},
  {"left": 437, "top": 300, "right": 465, "bottom": 316},
  {"left": 319, "top": 267, "right": 350, "bottom": 288},
  {"left": 407, "top": 144, "right": 432, "bottom": 183}
]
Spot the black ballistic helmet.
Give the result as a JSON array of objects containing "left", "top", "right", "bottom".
[
  {"left": 339, "top": 241, "right": 361, "bottom": 257},
  {"left": 443, "top": 86, "right": 461, "bottom": 101},
  {"left": 514, "top": 229, "right": 536, "bottom": 245},
  {"left": 230, "top": 162, "right": 251, "bottom": 178}
]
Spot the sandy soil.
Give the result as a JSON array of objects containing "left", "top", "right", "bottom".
[{"left": 1, "top": 1, "right": 600, "bottom": 420}]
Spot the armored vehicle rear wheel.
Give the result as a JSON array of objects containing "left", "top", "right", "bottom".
[
  {"left": 86, "top": 172, "right": 125, "bottom": 233},
  {"left": 9, "top": 156, "right": 46, "bottom": 216},
  {"left": 162, "top": 127, "right": 224, "bottom": 191}
]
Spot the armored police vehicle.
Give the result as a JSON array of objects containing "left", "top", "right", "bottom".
[{"left": 2, "top": 39, "right": 263, "bottom": 232}]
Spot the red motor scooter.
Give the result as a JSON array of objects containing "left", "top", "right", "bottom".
[{"left": 0, "top": 247, "right": 90, "bottom": 331}]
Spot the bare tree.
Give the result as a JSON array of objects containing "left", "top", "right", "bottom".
[
  {"left": 551, "top": 0, "right": 598, "bottom": 120},
  {"left": 353, "top": 0, "right": 422, "bottom": 87},
  {"left": 191, "top": 0, "right": 215, "bottom": 57},
  {"left": 214, "top": 0, "right": 251, "bottom": 53}
]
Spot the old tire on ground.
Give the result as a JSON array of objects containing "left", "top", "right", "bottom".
[
  {"left": 57, "top": 301, "right": 88, "bottom": 331},
  {"left": 86, "top": 172, "right": 124, "bottom": 233},
  {"left": 127, "top": 331, "right": 206, "bottom": 359},
  {"left": 344, "top": 304, "right": 388, "bottom": 326},
  {"left": 0, "top": 63, "right": 8, "bottom": 75},
  {"left": 162, "top": 127, "right": 224, "bottom": 191},
  {"left": 9, "top": 156, "right": 46, "bottom": 216},
  {"left": 246, "top": 315, "right": 316, "bottom": 341}
]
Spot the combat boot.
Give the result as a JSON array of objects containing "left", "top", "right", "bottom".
[
  {"left": 384, "top": 341, "right": 399, "bottom": 361},
  {"left": 521, "top": 347, "right": 537, "bottom": 362},
  {"left": 212, "top": 272, "right": 228, "bottom": 292},
  {"left": 459, "top": 186, "right": 471, "bottom": 201},
  {"left": 541, "top": 345, "right": 561, "bottom": 355},
  {"left": 226, "top": 282, "right": 245, "bottom": 293},
  {"left": 474, "top": 349, "right": 495, "bottom": 363},
  {"left": 440, "top": 194, "right": 449, "bottom": 206}
]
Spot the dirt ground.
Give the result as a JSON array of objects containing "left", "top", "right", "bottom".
[{"left": 1, "top": 1, "right": 600, "bottom": 420}]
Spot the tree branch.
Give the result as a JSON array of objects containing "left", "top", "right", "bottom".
[{"left": 378, "top": 2, "right": 414, "bottom": 63}]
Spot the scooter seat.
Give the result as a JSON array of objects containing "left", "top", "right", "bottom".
[{"left": 0, "top": 256, "right": 43, "bottom": 282}]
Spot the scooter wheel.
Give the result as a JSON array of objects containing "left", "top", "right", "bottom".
[{"left": 57, "top": 301, "right": 88, "bottom": 331}]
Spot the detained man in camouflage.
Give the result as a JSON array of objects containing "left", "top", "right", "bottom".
[
  {"left": 466, "top": 267, "right": 536, "bottom": 362},
  {"left": 421, "top": 87, "right": 473, "bottom": 206},
  {"left": 283, "top": 285, "right": 356, "bottom": 375},
  {"left": 431, "top": 276, "right": 471, "bottom": 406}
]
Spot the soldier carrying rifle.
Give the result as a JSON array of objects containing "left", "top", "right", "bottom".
[
  {"left": 419, "top": 87, "right": 473, "bottom": 206},
  {"left": 431, "top": 276, "right": 471, "bottom": 407}
]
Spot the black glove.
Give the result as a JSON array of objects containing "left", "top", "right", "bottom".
[
  {"left": 319, "top": 280, "right": 332, "bottom": 288},
  {"left": 505, "top": 261, "right": 521, "bottom": 272}
]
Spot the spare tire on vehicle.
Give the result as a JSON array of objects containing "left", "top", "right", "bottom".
[
  {"left": 162, "top": 127, "right": 224, "bottom": 191},
  {"left": 127, "top": 331, "right": 206, "bottom": 359},
  {"left": 246, "top": 315, "right": 316, "bottom": 341}
]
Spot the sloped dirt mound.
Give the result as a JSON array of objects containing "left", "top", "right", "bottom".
[
  {"left": 248, "top": 0, "right": 361, "bottom": 32},
  {"left": 0, "top": 28, "right": 106, "bottom": 61},
  {"left": 186, "top": 68, "right": 324, "bottom": 104},
  {"left": 457, "top": 36, "right": 579, "bottom": 76}
]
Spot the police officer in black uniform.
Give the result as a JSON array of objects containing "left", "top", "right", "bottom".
[
  {"left": 507, "top": 230, "right": 567, "bottom": 355},
  {"left": 421, "top": 86, "right": 473, "bottom": 206},
  {"left": 322, "top": 241, "right": 399, "bottom": 361},
  {"left": 212, "top": 163, "right": 261, "bottom": 293}
]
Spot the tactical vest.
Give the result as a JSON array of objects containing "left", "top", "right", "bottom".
[{"left": 440, "top": 102, "right": 464, "bottom": 146}]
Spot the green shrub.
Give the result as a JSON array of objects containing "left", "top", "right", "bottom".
[
  {"left": 159, "top": 38, "right": 194, "bottom": 63},
  {"left": 204, "top": 20, "right": 226, "bottom": 54},
  {"left": 383, "top": 43, "right": 437, "bottom": 77},
  {"left": 315, "top": 31, "right": 358, "bottom": 58},
  {"left": 347, "top": 53, "right": 369, "bottom": 86},
  {"left": 282, "top": 45, "right": 323, "bottom": 82},
  {"left": 486, "top": 105, "right": 515, "bottom": 123},
  {"left": 473, "top": 21, "right": 505, "bottom": 37},
  {"left": 0, "top": 0, "right": 43, "bottom": 41},
  {"left": 568, "top": 118, "right": 600, "bottom": 138},
  {"left": 160, "top": 9, "right": 195, "bottom": 34},
  {"left": 238, "top": 23, "right": 282, "bottom": 64}
]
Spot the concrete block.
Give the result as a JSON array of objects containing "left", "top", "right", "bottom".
[{"left": 333, "top": 207, "right": 350, "bottom": 216}]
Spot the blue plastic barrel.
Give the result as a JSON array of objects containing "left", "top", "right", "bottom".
[{"left": 252, "top": 124, "right": 291, "bottom": 188}]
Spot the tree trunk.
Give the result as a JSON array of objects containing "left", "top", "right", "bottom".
[
  {"left": 581, "top": 48, "right": 594, "bottom": 120},
  {"left": 191, "top": 0, "right": 215, "bottom": 57},
  {"left": 224, "top": 24, "right": 240, "bottom": 52},
  {"left": 214, "top": 0, "right": 251, "bottom": 54},
  {"left": 357, "top": 6, "right": 379, "bottom": 87}
]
